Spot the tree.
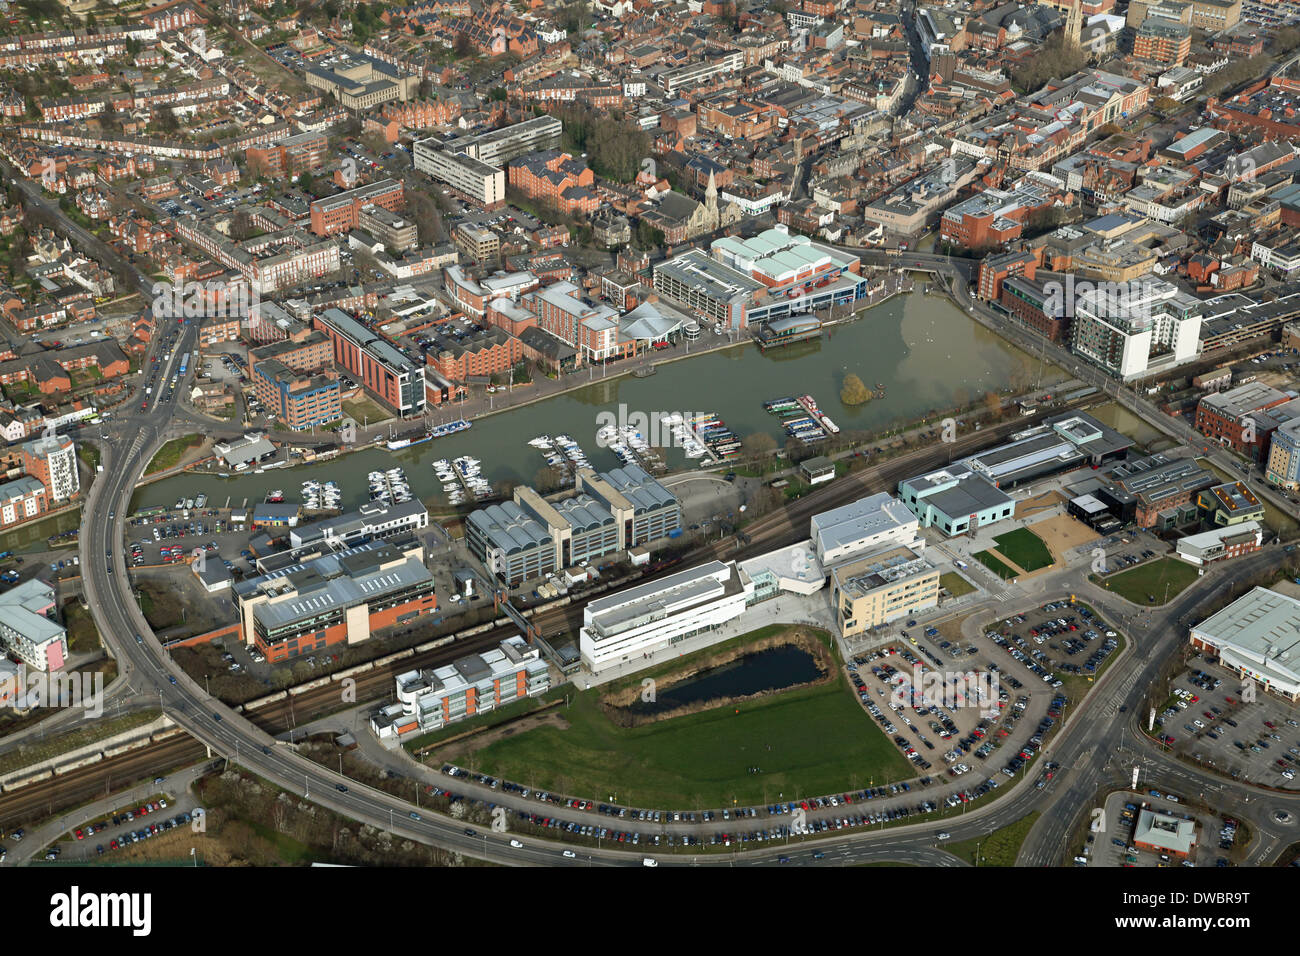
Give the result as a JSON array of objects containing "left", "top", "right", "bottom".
[
  {"left": 634, "top": 219, "right": 664, "bottom": 250},
  {"left": 534, "top": 466, "right": 565, "bottom": 493},
  {"left": 1011, "top": 30, "right": 1086, "bottom": 93},
  {"left": 454, "top": 31, "right": 473, "bottom": 57},
  {"left": 742, "top": 432, "right": 777, "bottom": 459},
  {"left": 488, "top": 86, "right": 507, "bottom": 102},
  {"left": 841, "top": 374, "right": 872, "bottom": 406},
  {"left": 983, "top": 391, "right": 1004, "bottom": 420}
]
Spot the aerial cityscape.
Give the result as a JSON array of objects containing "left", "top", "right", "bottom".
[{"left": 0, "top": 0, "right": 1296, "bottom": 904}]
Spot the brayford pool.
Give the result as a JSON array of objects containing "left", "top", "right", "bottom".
[{"left": 132, "top": 291, "right": 1065, "bottom": 513}]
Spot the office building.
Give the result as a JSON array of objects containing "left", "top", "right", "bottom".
[
  {"left": 961, "top": 413, "right": 1133, "bottom": 488},
  {"left": 1197, "top": 481, "right": 1265, "bottom": 526},
  {"left": 575, "top": 465, "right": 682, "bottom": 549},
  {"left": 1190, "top": 587, "right": 1300, "bottom": 699},
  {"left": 898, "top": 463, "right": 1016, "bottom": 537},
  {"left": 809, "top": 492, "right": 922, "bottom": 565},
  {"left": 466, "top": 498, "right": 557, "bottom": 585},
  {"left": 251, "top": 359, "right": 342, "bottom": 431},
  {"left": 1094, "top": 454, "right": 1217, "bottom": 528},
  {"left": 356, "top": 204, "right": 418, "bottom": 252},
  {"left": 413, "top": 145, "right": 506, "bottom": 208},
  {"left": 234, "top": 538, "right": 437, "bottom": 663},
  {"left": 414, "top": 116, "right": 561, "bottom": 209},
  {"left": 1195, "top": 382, "right": 1291, "bottom": 458},
  {"left": 830, "top": 545, "right": 941, "bottom": 639},
  {"left": 579, "top": 560, "right": 754, "bottom": 675},
  {"left": 1175, "top": 521, "right": 1262, "bottom": 565},
  {"left": 246, "top": 131, "right": 329, "bottom": 178},
  {"left": 0, "top": 579, "right": 66, "bottom": 671},
  {"left": 289, "top": 499, "right": 429, "bottom": 550},
  {"left": 371, "top": 636, "right": 550, "bottom": 738},
  {"left": 309, "top": 179, "right": 404, "bottom": 237},
  {"left": 466, "top": 473, "right": 672, "bottom": 585}
]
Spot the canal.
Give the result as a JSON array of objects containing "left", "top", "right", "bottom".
[{"left": 131, "top": 291, "right": 1067, "bottom": 513}]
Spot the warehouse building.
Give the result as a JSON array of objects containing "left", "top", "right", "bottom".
[{"left": 1189, "top": 587, "right": 1300, "bottom": 699}]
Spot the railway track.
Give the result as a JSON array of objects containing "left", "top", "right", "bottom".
[
  {"left": 0, "top": 735, "right": 208, "bottom": 832},
  {"left": 1, "top": 398, "right": 1090, "bottom": 831}
]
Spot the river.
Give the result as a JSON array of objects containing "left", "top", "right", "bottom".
[{"left": 131, "top": 290, "right": 1066, "bottom": 513}]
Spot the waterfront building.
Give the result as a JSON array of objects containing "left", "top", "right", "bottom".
[{"left": 578, "top": 560, "right": 754, "bottom": 675}]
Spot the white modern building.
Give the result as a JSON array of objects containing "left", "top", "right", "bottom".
[
  {"left": 370, "top": 636, "right": 550, "bottom": 738},
  {"left": 1189, "top": 587, "right": 1300, "bottom": 699},
  {"left": 1069, "top": 278, "right": 1203, "bottom": 380},
  {"left": 289, "top": 499, "right": 429, "bottom": 549},
  {"left": 578, "top": 560, "right": 753, "bottom": 675},
  {"left": 0, "top": 579, "right": 67, "bottom": 671},
  {"left": 24, "top": 434, "right": 79, "bottom": 502},
  {"left": 809, "top": 492, "right": 923, "bottom": 566},
  {"left": 1174, "top": 521, "right": 1263, "bottom": 566}
]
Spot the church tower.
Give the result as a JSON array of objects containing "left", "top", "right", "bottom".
[{"left": 1065, "top": 0, "right": 1083, "bottom": 50}]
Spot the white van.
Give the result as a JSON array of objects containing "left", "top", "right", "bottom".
[{"left": 642, "top": 857, "right": 658, "bottom": 867}]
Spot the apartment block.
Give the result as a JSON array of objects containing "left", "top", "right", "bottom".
[{"left": 314, "top": 308, "right": 425, "bottom": 416}]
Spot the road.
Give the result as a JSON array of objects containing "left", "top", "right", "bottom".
[{"left": 5, "top": 170, "right": 1295, "bottom": 866}]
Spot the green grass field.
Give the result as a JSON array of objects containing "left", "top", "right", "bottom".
[
  {"left": 945, "top": 812, "right": 1040, "bottom": 866},
  {"left": 1096, "top": 557, "right": 1200, "bottom": 605},
  {"left": 940, "top": 572, "right": 976, "bottom": 598},
  {"left": 463, "top": 627, "right": 914, "bottom": 808},
  {"left": 991, "top": 528, "right": 1054, "bottom": 571},
  {"left": 974, "top": 550, "right": 1018, "bottom": 580},
  {"left": 145, "top": 434, "right": 204, "bottom": 475}
]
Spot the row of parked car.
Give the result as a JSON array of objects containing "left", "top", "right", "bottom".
[{"left": 102, "top": 812, "right": 195, "bottom": 855}]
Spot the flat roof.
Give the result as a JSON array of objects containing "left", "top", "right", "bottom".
[
  {"left": 811, "top": 492, "right": 916, "bottom": 554},
  {"left": 1193, "top": 587, "right": 1300, "bottom": 685}
]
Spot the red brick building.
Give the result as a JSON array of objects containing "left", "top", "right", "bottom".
[
  {"left": 309, "top": 179, "right": 404, "bottom": 236},
  {"left": 506, "top": 150, "right": 599, "bottom": 217}
]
